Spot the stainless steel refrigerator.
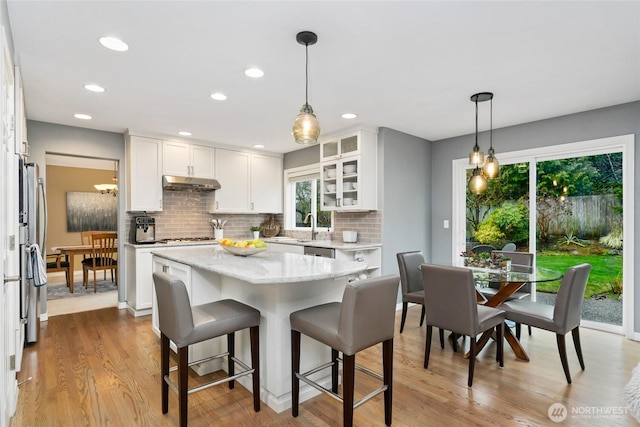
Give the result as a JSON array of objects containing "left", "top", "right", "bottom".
[{"left": 18, "top": 159, "right": 47, "bottom": 344}]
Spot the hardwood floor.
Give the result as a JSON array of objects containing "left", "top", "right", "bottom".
[{"left": 11, "top": 305, "right": 640, "bottom": 426}]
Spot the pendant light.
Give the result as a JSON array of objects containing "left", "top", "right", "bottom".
[
  {"left": 467, "top": 92, "right": 498, "bottom": 194},
  {"left": 95, "top": 160, "right": 118, "bottom": 196},
  {"left": 292, "top": 31, "right": 320, "bottom": 145},
  {"left": 482, "top": 95, "right": 499, "bottom": 179}
]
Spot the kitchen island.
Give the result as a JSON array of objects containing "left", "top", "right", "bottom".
[{"left": 151, "top": 245, "right": 368, "bottom": 413}]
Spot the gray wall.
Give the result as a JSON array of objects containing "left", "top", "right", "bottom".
[
  {"left": 430, "top": 101, "right": 640, "bottom": 332},
  {"left": 283, "top": 144, "right": 319, "bottom": 169},
  {"left": 379, "top": 127, "right": 431, "bottom": 276},
  {"left": 26, "top": 120, "right": 126, "bottom": 305}
]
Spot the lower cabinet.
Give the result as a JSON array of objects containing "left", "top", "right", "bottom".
[
  {"left": 151, "top": 255, "right": 222, "bottom": 371},
  {"left": 125, "top": 245, "right": 156, "bottom": 317}
]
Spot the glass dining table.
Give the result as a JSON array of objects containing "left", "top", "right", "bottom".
[{"left": 465, "top": 264, "right": 563, "bottom": 361}]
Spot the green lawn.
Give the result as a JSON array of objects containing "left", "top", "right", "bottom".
[{"left": 536, "top": 254, "right": 622, "bottom": 297}]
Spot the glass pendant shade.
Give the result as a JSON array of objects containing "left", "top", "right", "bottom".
[
  {"left": 293, "top": 31, "right": 320, "bottom": 145},
  {"left": 469, "top": 147, "right": 484, "bottom": 166},
  {"left": 482, "top": 148, "right": 499, "bottom": 179},
  {"left": 292, "top": 103, "right": 320, "bottom": 145},
  {"left": 468, "top": 167, "right": 488, "bottom": 195},
  {"left": 94, "top": 183, "right": 118, "bottom": 193},
  {"left": 95, "top": 161, "right": 118, "bottom": 195}
]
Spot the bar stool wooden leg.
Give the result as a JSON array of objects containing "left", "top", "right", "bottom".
[
  {"left": 178, "top": 346, "right": 188, "bottom": 427},
  {"left": 161, "top": 333, "right": 169, "bottom": 414},
  {"left": 227, "top": 332, "right": 235, "bottom": 389},
  {"left": 383, "top": 338, "right": 393, "bottom": 426},
  {"left": 331, "top": 348, "right": 339, "bottom": 393},
  {"left": 291, "top": 330, "right": 301, "bottom": 417},
  {"left": 250, "top": 325, "right": 260, "bottom": 412},
  {"left": 343, "top": 354, "right": 355, "bottom": 427}
]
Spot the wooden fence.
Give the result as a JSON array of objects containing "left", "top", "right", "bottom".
[{"left": 548, "top": 194, "right": 620, "bottom": 238}]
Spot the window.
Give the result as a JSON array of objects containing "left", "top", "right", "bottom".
[{"left": 284, "top": 165, "right": 333, "bottom": 231}]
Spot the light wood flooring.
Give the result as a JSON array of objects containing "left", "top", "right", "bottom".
[
  {"left": 46, "top": 272, "right": 118, "bottom": 317},
  {"left": 11, "top": 305, "right": 640, "bottom": 426}
]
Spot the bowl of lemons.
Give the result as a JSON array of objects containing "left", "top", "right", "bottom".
[{"left": 219, "top": 238, "right": 268, "bottom": 256}]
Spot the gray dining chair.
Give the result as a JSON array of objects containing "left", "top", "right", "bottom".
[
  {"left": 501, "top": 242, "right": 517, "bottom": 252},
  {"left": 471, "top": 244, "right": 495, "bottom": 254},
  {"left": 500, "top": 263, "right": 591, "bottom": 384},
  {"left": 481, "top": 250, "right": 534, "bottom": 339},
  {"left": 397, "top": 251, "right": 449, "bottom": 348},
  {"left": 421, "top": 263, "right": 505, "bottom": 387},
  {"left": 397, "top": 251, "right": 425, "bottom": 333}
]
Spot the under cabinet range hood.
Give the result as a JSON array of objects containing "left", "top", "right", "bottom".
[{"left": 162, "top": 175, "right": 221, "bottom": 192}]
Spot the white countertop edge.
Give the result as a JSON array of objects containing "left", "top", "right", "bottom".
[
  {"left": 262, "top": 238, "right": 381, "bottom": 250},
  {"left": 151, "top": 247, "right": 368, "bottom": 285}
]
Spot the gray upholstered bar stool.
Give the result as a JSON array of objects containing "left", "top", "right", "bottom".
[
  {"left": 290, "top": 275, "right": 400, "bottom": 427},
  {"left": 153, "top": 272, "right": 261, "bottom": 427}
]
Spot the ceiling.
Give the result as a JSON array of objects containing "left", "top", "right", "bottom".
[{"left": 7, "top": 1, "right": 640, "bottom": 155}]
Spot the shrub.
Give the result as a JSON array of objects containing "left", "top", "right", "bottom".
[
  {"left": 474, "top": 202, "right": 529, "bottom": 246},
  {"left": 600, "top": 228, "right": 623, "bottom": 249}
]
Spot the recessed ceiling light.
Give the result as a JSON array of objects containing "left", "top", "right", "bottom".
[
  {"left": 210, "top": 92, "right": 227, "bottom": 101},
  {"left": 99, "top": 36, "right": 129, "bottom": 52},
  {"left": 74, "top": 113, "right": 92, "bottom": 120},
  {"left": 342, "top": 113, "right": 357, "bottom": 119},
  {"left": 84, "top": 84, "right": 105, "bottom": 93},
  {"left": 245, "top": 68, "right": 264, "bottom": 78},
  {"left": 178, "top": 131, "right": 192, "bottom": 136},
  {"left": 253, "top": 144, "right": 265, "bottom": 149}
]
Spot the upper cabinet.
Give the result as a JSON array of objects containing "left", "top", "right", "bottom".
[
  {"left": 209, "top": 149, "right": 282, "bottom": 214},
  {"left": 320, "top": 129, "right": 377, "bottom": 211},
  {"left": 321, "top": 134, "right": 360, "bottom": 161},
  {"left": 126, "top": 134, "right": 163, "bottom": 212},
  {"left": 163, "top": 140, "right": 215, "bottom": 178}
]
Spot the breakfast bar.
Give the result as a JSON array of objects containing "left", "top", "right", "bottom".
[{"left": 151, "top": 245, "right": 368, "bottom": 413}]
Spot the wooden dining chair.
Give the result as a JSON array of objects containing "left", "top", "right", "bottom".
[
  {"left": 81, "top": 230, "right": 107, "bottom": 280},
  {"left": 46, "top": 252, "right": 71, "bottom": 288},
  {"left": 82, "top": 232, "right": 117, "bottom": 292}
]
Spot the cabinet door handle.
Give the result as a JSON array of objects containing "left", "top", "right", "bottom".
[
  {"left": 162, "top": 265, "right": 168, "bottom": 273},
  {"left": 250, "top": 202, "right": 254, "bottom": 210},
  {"left": 216, "top": 201, "right": 219, "bottom": 209}
]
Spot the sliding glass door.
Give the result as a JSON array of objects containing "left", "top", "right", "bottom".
[{"left": 454, "top": 135, "right": 634, "bottom": 336}]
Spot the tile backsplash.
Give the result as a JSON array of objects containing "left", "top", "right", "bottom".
[{"left": 125, "top": 190, "right": 382, "bottom": 243}]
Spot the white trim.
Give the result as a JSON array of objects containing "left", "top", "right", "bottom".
[{"left": 453, "top": 134, "right": 635, "bottom": 339}]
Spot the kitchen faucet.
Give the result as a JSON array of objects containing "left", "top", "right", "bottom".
[{"left": 304, "top": 213, "right": 318, "bottom": 240}]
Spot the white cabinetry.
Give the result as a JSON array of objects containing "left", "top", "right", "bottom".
[
  {"left": 125, "top": 245, "right": 154, "bottom": 316},
  {"left": 151, "top": 256, "right": 221, "bottom": 371},
  {"left": 126, "top": 134, "right": 163, "bottom": 212},
  {"left": 209, "top": 149, "right": 282, "bottom": 213},
  {"left": 320, "top": 130, "right": 377, "bottom": 211},
  {"left": 334, "top": 246, "right": 382, "bottom": 278},
  {"left": 163, "top": 140, "right": 215, "bottom": 178}
]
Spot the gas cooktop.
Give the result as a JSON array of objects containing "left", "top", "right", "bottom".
[{"left": 156, "top": 237, "right": 217, "bottom": 244}]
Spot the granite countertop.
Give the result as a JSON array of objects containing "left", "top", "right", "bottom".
[
  {"left": 124, "top": 241, "right": 220, "bottom": 248},
  {"left": 262, "top": 237, "right": 381, "bottom": 250},
  {"left": 151, "top": 246, "right": 367, "bottom": 284}
]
